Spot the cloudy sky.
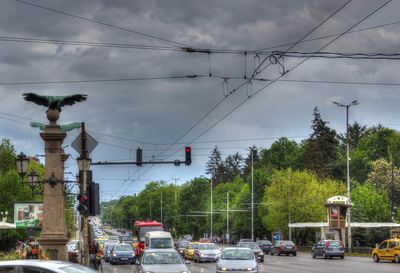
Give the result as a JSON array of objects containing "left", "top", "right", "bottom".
[{"left": 1, "top": 0, "right": 400, "bottom": 201}]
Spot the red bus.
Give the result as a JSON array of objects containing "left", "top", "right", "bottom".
[{"left": 133, "top": 220, "right": 165, "bottom": 255}]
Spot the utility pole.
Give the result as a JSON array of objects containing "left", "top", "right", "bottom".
[
  {"left": 251, "top": 149, "right": 254, "bottom": 241},
  {"left": 171, "top": 178, "right": 180, "bottom": 205},
  {"left": 211, "top": 178, "right": 213, "bottom": 240},
  {"left": 78, "top": 122, "right": 90, "bottom": 266},
  {"left": 226, "top": 192, "right": 229, "bottom": 243},
  {"left": 161, "top": 191, "right": 163, "bottom": 223}
]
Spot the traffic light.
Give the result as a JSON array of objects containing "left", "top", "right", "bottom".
[
  {"left": 185, "top": 146, "right": 191, "bottom": 165},
  {"left": 136, "top": 147, "right": 142, "bottom": 166},
  {"left": 87, "top": 181, "right": 100, "bottom": 216},
  {"left": 77, "top": 193, "right": 88, "bottom": 215}
]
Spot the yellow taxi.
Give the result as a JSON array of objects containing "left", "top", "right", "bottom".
[
  {"left": 372, "top": 238, "right": 400, "bottom": 263},
  {"left": 184, "top": 242, "right": 199, "bottom": 260}
]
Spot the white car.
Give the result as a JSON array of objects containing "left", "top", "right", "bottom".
[{"left": 0, "top": 260, "right": 97, "bottom": 273}]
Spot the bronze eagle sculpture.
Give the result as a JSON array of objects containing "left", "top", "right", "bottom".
[{"left": 22, "top": 93, "right": 87, "bottom": 112}]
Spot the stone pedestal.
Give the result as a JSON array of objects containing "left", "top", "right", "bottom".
[{"left": 37, "top": 110, "right": 68, "bottom": 261}]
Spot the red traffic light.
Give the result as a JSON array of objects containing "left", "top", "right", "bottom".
[
  {"left": 185, "top": 146, "right": 191, "bottom": 166},
  {"left": 77, "top": 194, "right": 88, "bottom": 204}
]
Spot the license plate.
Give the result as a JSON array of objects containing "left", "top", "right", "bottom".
[{"left": 121, "top": 257, "right": 128, "bottom": 260}]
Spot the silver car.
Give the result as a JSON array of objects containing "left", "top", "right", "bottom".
[
  {"left": 0, "top": 260, "right": 98, "bottom": 273},
  {"left": 194, "top": 243, "right": 220, "bottom": 262},
  {"left": 216, "top": 248, "right": 258, "bottom": 273},
  {"left": 135, "top": 249, "right": 190, "bottom": 273}
]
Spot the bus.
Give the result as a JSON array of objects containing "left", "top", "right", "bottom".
[{"left": 133, "top": 220, "right": 165, "bottom": 255}]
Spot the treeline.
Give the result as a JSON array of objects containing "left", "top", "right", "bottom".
[
  {"left": 102, "top": 107, "right": 400, "bottom": 246},
  {"left": 0, "top": 139, "right": 77, "bottom": 251}
]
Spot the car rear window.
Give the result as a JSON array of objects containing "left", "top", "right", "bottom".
[{"left": 328, "top": 241, "right": 342, "bottom": 247}]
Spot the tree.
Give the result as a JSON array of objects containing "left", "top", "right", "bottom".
[
  {"left": 243, "top": 146, "right": 260, "bottom": 178},
  {"left": 223, "top": 152, "right": 243, "bottom": 182},
  {"left": 0, "top": 139, "right": 16, "bottom": 174},
  {"left": 302, "top": 107, "right": 341, "bottom": 179},
  {"left": 206, "top": 147, "right": 225, "bottom": 187},
  {"left": 260, "top": 138, "right": 303, "bottom": 171},
  {"left": 337, "top": 121, "right": 367, "bottom": 150},
  {"left": 261, "top": 169, "right": 345, "bottom": 236}
]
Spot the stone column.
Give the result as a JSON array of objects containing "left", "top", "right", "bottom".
[{"left": 37, "top": 109, "right": 68, "bottom": 261}]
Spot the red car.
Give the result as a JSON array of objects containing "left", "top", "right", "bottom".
[{"left": 199, "top": 238, "right": 211, "bottom": 243}]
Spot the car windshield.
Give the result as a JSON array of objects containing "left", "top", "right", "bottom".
[
  {"left": 221, "top": 249, "right": 254, "bottom": 260},
  {"left": 178, "top": 241, "right": 189, "bottom": 247},
  {"left": 60, "top": 265, "right": 98, "bottom": 273},
  {"left": 198, "top": 243, "right": 217, "bottom": 250},
  {"left": 140, "top": 226, "right": 164, "bottom": 241},
  {"left": 280, "top": 241, "right": 294, "bottom": 246},
  {"left": 151, "top": 238, "right": 173, "bottom": 248},
  {"left": 142, "top": 252, "right": 183, "bottom": 264},
  {"left": 114, "top": 244, "right": 133, "bottom": 251},
  {"left": 258, "top": 240, "right": 272, "bottom": 245},
  {"left": 238, "top": 242, "right": 259, "bottom": 249}
]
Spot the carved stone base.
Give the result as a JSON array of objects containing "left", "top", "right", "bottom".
[{"left": 38, "top": 234, "right": 69, "bottom": 261}]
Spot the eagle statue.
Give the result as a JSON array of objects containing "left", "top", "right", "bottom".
[{"left": 22, "top": 93, "right": 87, "bottom": 112}]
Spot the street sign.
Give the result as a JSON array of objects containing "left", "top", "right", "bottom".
[{"left": 71, "top": 132, "right": 98, "bottom": 155}]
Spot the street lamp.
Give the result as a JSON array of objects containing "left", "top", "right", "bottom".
[
  {"left": 15, "top": 152, "right": 30, "bottom": 179},
  {"left": 0, "top": 211, "right": 8, "bottom": 223},
  {"left": 27, "top": 170, "right": 39, "bottom": 191},
  {"left": 333, "top": 99, "right": 359, "bottom": 253}
]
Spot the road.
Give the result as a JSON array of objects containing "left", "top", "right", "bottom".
[{"left": 100, "top": 252, "right": 398, "bottom": 273}]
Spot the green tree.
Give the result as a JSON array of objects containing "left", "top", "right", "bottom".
[
  {"left": 261, "top": 169, "right": 345, "bottom": 235},
  {"left": 302, "top": 107, "right": 341, "bottom": 179},
  {"left": 223, "top": 153, "right": 243, "bottom": 182},
  {"left": 260, "top": 138, "right": 303, "bottom": 171},
  {"left": 206, "top": 147, "right": 225, "bottom": 187}
]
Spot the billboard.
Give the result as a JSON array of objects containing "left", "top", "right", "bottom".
[{"left": 13, "top": 202, "right": 43, "bottom": 229}]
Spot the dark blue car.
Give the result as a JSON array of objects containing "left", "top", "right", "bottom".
[
  {"left": 256, "top": 240, "right": 273, "bottom": 254},
  {"left": 110, "top": 244, "right": 136, "bottom": 265}
]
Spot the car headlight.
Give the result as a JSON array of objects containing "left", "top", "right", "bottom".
[
  {"left": 247, "top": 268, "right": 256, "bottom": 271},
  {"left": 218, "top": 268, "right": 227, "bottom": 271},
  {"left": 200, "top": 254, "right": 206, "bottom": 257},
  {"left": 145, "top": 271, "right": 154, "bottom": 273},
  {"left": 180, "top": 271, "right": 189, "bottom": 273},
  {"left": 112, "top": 253, "right": 117, "bottom": 257},
  {"left": 131, "top": 253, "right": 136, "bottom": 257}
]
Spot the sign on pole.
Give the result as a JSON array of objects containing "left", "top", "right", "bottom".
[{"left": 71, "top": 133, "right": 98, "bottom": 155}]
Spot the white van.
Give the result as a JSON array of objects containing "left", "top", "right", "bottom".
[{"left": 145, "top": 231, "right": 174, "bottom": 249}]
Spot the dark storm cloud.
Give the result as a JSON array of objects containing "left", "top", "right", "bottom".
[{"left": 1, "top": 0, "right": 400, "bottom": 198}]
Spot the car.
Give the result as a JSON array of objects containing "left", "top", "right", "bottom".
[
  {"left": 0, "top": 260, "right": 98, "bottom": 273},
  {"left": 120, "top": 235, "right": 134, "bottom": 245},
  {"left": 311, "top": 240, "right": 345, "bottom": 259},
  {"left": 194, "top": 243, "right": 220, "bottom": 262},
  {"left": 175, "top": 240, "right": 189, "bottom": 256},
  {"left": 238, "top": 239, "right": 253, "bottom": 243},
  {"left": 183, "top": 235, "right": 193, "bottom": 241},
  {"left": 237, "top": 242, "right": 264, "bottom": 262},
  {"left": 216, "top": 247, "right": 258, "bottom": 273},
  {"left": 109, "top": 243, "right": 136, "bottom": 265},
  {"left": 256, "top": 240, "right": 273, "bottom": 254},
  {"left": 134, "top": 249, "right": 190, "bottom": 273},
  {"left": 104, "top": 242, "right": 117, "bottom": 262},
  {"left": 199, "top": 237, "right": 211, "bottom": 243},
  {"left": 108, "top": 235, "right": 120, "bottom": 243},
  {"left": 184, "top": 242, "right": 199, "bottom": 260},
  {"left": 372, "top": 238, "right": 400, "bottom": 263},
  {"left": 270, "top": 240, "right": 297, "bottom": 256}
]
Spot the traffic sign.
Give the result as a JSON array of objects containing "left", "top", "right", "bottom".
[{"left": 71, "top": 132, "right": 98, "bottom": 155}]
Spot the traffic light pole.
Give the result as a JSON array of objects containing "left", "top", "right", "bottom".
[{"left": 78, "top": 123, "right": 90, "bottom": 266}]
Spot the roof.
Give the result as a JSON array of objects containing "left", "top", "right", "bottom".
[
  {"left": 143, "top": 248, "right": 178, "bottom": 253},
  {"left": 289, "top": 222, "right": 400, "bottom": 228},
  {"left": 0, "top": 260, "right": 97, "bottom": 272},
  {"left": 145, "top": 231, "right": 172, "bottom": 238}
]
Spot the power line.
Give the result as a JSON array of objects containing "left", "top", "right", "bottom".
[
  {"left": 14, "top": 0, "right": 189, "bottom": 48},
  {"left": 160, "top": 0, "right": 392, "bottom": 161}
]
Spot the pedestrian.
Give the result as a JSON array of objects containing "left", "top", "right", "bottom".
[{"left": 21, "top": 236, "right": 47, "bottom": 260}]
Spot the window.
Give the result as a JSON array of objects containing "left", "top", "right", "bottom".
[
  {"left": 0, "top": 267, "right": 16, "bottom": 273},
  {"left": 389, "top": 241, "right": 399, "bottom": 248},
  {"left": 379, "top": 242, "right": 387, "bottom": 250}
]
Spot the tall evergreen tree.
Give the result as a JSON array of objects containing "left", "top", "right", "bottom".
[
  {"left": 243, "top": 146, "right": 260, "bottom": 178},
  {"left": 205, "top": 147, "right": 225, "bottom": 187},
  {"left": 223, "top": 152, "right": 243, "bottom": 182},
  {"left": 337, "top": 121, "right": 367, "bottom": 150},
  {"left": 302, "top": 107, "right": 340, "bottom": 179}
]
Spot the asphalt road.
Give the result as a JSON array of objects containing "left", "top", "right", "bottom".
[{"left": 101, "top": 252, "right": 398, "bottom": 273}]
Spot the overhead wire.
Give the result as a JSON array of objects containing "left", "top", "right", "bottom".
[
  {"left": 13, "top": 0, "right": 190, "bottom": 48},
  {"left": 160, "top": 0, "right": 393, "bottom": 161}
]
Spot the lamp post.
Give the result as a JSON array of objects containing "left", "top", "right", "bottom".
[
  {"left": 211, "top": 177, "right": 213, "bottom": 241},
  {"left": 0, "top": 211, "right": 8, "bottom": 223},
  {"left": 27, "top": 170, "right": 39, "bottom": 192},
  {"left": 15, "top": 152, "right": 29, "bottom": 180},
  {"left": 333, "top": 100, "right": 359, "bottom": 253}
]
